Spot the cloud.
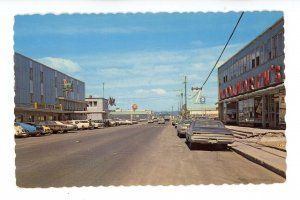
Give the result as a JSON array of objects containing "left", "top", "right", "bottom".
[
  {"left": 151, "top": 88, "right": 167, "bottom": 96},
  {"left": 36, "top": 57, "right": 81, "bottom": 73}
]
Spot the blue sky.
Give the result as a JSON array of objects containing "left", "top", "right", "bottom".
[{"left": 14, "top": 12, "right": 283, "bottom": 111}]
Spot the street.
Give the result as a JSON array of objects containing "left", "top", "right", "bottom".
[{"left": 15, "top": 123, "right": 285, "bottom": 187}]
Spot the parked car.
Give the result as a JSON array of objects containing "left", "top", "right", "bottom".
[
  {"left": 92, "top": 120, "right": 105, "bottom": 129},
  {"left": 16, "top": 122, "right": 41, "bottom": 137},
  {"left": 24, "top": 122, "right": 44, "bottom": 135},
  {"left": 39, "top": 121, "right": 67, "bottom": 134},
  {"left": 14, "top": 123, "right": 29, "bottom": 138},
  {"left": 39, "top": 124, "right": 52, "bottom": 135},
  {"left": 55, "top": 121, "right": 76, "bottom": 132},
  {"left": 177, "top": 119, "right": 192, "bottom": 138},
  {"left": 185, "top": 119, "right": 235, "bottom": 149},
  {"left": 148, "top": 119, "right": 154, "bottom": 123},
  {"left": 106, "top": 119, "right": 117, "bottom": 127},
  {"left": 70, "top": 120, "right": 91, "bottom": 130},
  {"left": 158, "top": 118, "right": 165, "bottom": 124}
]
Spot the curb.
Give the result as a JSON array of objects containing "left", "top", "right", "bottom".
[{"left": 230, "top": 146, "right": 286, "bottom": 178}]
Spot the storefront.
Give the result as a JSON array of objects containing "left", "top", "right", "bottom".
[{"left": 218, "top": 17, "right": 285, "bottom": 129}]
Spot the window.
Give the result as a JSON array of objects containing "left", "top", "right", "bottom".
[
  {"left": 256, "top": 56, "right": 260, "bottom": 67},
  {"left": 30, "top": 93, "right": 34, "bottom": 103},
  {"left": 265, "top": 39, "right": 271, "bottom": 61},
  {"left": 277, "top": 31, "right": 284, "bottom": 56},
  {"left": 271, "top": 35, "right": 278, "bottom": 59},
  {"left": 251, "top": 50, "right": 256, "bottom": 69},
  {"left": 89, "top": 101, "right": 92, "bottom": 107},
  {"left": 260, "top": 45, "right": 264, "bottom": 64},
  {"left": 29, "top": 67, "right": 33, "bottom": 80},
  {"left": 55, "top": 76, "right": 57, "bottom": 88},
  {"left": 40, "top": 71, "right": 43, "bottom": 83},
  {"left": 94, "top": 101, "right": 97, "bottom": 107}
]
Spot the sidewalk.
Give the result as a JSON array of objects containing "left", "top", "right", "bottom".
[{"left": 226, "top": 125, "right": 286, "bottom": 178}]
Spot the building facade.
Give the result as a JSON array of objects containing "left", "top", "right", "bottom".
[
  {"left": 85, "top": 96, "right": 109, "bottom": 120},
  {"left": 218, "top": 18, "right": 285, "bottom": 129},
  {"left": 110, "top": 108, "right": 153, "bottom": 121},
  {"left": 14, "top": 53, "right": 87, "bottom": 122}
]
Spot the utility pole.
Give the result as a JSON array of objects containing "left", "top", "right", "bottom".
[{"left": 184, "top": 76, "right": 187, "bottom": 119}]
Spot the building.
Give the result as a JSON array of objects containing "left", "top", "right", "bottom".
[
  {"left": 189, "top": 107, "right": 219, "bottom": 118},
  {"left": 218, "top": 17, "right": 285, "bottom": 129},
  {"left": 14, "top": 53, "right": 87, "bottom": 122},
  {"left": 85, "top": 96, "right": 109, "bottom": 120},
  {"left": 109, "top": 108, "right": 153, "bottom": 121}
]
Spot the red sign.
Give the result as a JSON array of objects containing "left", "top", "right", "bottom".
[
  {"left": 132, "top": 104, "right": 138, "bottom": 111},
  {"left": 219, "top": 64, "right": 282, "bottom": 100}
]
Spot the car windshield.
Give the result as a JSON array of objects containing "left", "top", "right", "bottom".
[{"left": 193, "top": 120, "right": 224, "bottom": 128}]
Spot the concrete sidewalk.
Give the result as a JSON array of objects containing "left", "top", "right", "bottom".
[{"left": 226, "top": 125, "right": 286, "bottom": 178}]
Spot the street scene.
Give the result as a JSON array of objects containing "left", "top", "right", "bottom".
[{"left": 13, "top": 11, "right": 286, "bottom": 187}]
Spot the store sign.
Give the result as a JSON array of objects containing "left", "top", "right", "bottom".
[
  {"left": 63, "top": 79, "right": 73, "bottom": 96},
  {"left": 219, "top": 65, "right": 283, "bottom": 100}
]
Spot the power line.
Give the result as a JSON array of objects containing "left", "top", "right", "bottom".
[{"left": 201, "top": 11, "right": 244, "bottom": 89}]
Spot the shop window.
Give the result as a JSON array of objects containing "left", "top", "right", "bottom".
[{"left": 238, "top": 98, "right": 255, "bottom": 123}]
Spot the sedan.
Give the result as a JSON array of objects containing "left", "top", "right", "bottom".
[
  {"left": 176, "top": 119, "right": 192, "bottom": 138},
  {"left": 16, "top": 122, "right": 41, "bottom": 137},
  {"left": 185, "top": 119, "right": 235, "bottom": 149}
]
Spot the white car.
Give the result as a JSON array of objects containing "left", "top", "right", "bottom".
[
  {"left": 14, "top": 123, "right": 28, "bottom": 138},
  {"left": 70, "top": 120, "right": 91, "bottom": 130},
  {"left": 92, "top": 120, "right": 105, "bottom": 129}
]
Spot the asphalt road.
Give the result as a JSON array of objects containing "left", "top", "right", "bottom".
[{"left": 15, "top": 123, "right": 285, "bottom": 187}]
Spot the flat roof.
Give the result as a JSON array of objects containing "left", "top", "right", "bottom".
[{"left": 15, "top": 52, "right": 85, "bottom": 84}]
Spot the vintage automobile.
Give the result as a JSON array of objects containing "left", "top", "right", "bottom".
[
  {"left": 185, "top": 119, "right": 235, "bottom": 149},
  {"left": 147, "top": 119, "right": 154, "bottom": 123},
  {"left": 70, "top": 120, "right": 92, "bottom": 130},
  {"left": 14, "top": 122, "right": 29, "bottom": 138},
  {"left": 16, "top": 122, "right": 41, "bottom": 137},
  {"left": 92, "top": 120, "right": 105, "bottom": 129},
  {"left": 176, "top": 119, "right": 192, "bottom": 138},
  {"left": 158, "top": 118, "right": 165, "bottom": 124},
  {"left": 24, "top": 122, "right": 45, "bottom": 135},
  {"left": 39, "top": 121, "right": 67, "bottom": 134},
  {"left": 55, "top": 121, "right": 77, "bottom": 132}
]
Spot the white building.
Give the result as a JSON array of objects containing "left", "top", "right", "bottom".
[{"left": 85, "top": 96, "right": 109, "bottom": 120}]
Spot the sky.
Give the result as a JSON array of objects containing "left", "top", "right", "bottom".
[{"left": 14, "top": 12, "right": 283, "bottom": 111}]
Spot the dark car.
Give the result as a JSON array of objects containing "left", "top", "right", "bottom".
[{"left": 185, "top": 119, "right": 235, "bottom": 149}]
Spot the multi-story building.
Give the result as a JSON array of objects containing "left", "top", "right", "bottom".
[
  {"left": 85, "top": 96, "right": 109, "bottom": 120},
  {"left": 14, "top": 53, "right": 87, "bottom": 122},
  {"left": 218, "top": 17, "right": 285, "bottom": 129}
]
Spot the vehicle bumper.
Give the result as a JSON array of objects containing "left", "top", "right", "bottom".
[{"left": 190, "top": 135, "right": 235, "bottom": 144}]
